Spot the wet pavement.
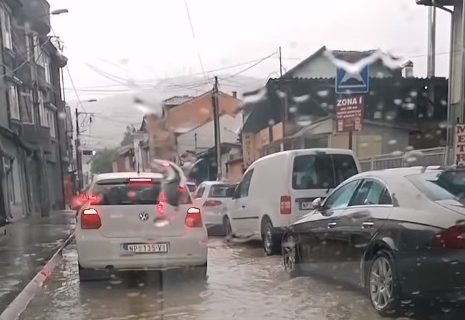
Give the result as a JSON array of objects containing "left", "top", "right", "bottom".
[
  {"left": 19, "top": 237, "right": 465, "bottom": 320},
  {"left": 0, "top": 211, "right": 75, "bottom": 312}
]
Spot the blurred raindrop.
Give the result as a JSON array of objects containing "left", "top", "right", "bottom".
[
  {"left": 360, "top": 142, "right": 368, "bottom": 148},
  {"left": 439, "top": 121, "right": 452, "bottom": 129},
  {"left": 289, "top": 106, "right": 298, "bottom": 113},
  {"left": 402, "top": 103, "right": 416, "bottom": 110},
  {"left": 321, "top": 102, "right": 328, "bottom": 108},
  {"left": 293, "top": 94, "right": 310, "bottom": 102},
  {"left": 316, "top": 90, "right": 329, "bottom": 97},
  {"left": 374, "top": 111, "right": 382, "bottom": 119},
  {"left": 440, "top": 99, "right": 447, "bottom": 106},
  {"left": 268, "top": 119, "right": 276, "bottom": 126},
  {"left": 409, "top": 90, "right": 418, "bottom": 98},
  {"left": 391, "top": 150, "right": 403, "bottom": 156},
  {"left": 127, "top": 292, "right": 141, "bottom": 298},
  {"left": 388, "top": 139, "right": 397, "bottom": 145},
  {"left": 296, "top": 116, "right": 312, "bottom": 126},
  {"left": 58, "top": 112, "right": 66, "bottom": 119},
  {"left": 385, "top": 111, "right": 396, "bottom": 121},
  {"left": 154, "top": 219, "right": 170, "bottom": 228},
  {"left": 276, "top": 90, "right": 287, "bottom": 99},
  {"left": 393, "top": 99, "right": 402, "bottom": 105},
  {"left": 243, "top": 87, "right": 267, "bottom": 104}
]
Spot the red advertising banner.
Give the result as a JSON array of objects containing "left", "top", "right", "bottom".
[
  {"left": 336, "top": 95, "right": 365, "bottom": 133},
  {"left": 455, "top": 124, "right": 465, "bottom": 167}
]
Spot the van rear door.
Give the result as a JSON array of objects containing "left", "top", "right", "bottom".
[{"left": 290, "top": 153, "right": 358, "bottom": 219}]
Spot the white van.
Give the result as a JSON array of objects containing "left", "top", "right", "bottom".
[{"left": 224, "top": 148, "right": 361, "bottom": 255}]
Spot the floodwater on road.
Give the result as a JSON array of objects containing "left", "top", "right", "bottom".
[{"left": 20, "top": 238, "right": 465, "bottom": 320}]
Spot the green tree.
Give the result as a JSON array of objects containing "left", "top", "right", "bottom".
[
  {"left": 91, "top": 148, "right": 117, "bottom": 174},
  {"left": 120, "top": 125, "right": 136, "bottom": 146}
]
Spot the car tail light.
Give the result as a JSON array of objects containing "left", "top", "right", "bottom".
[
  {"left": 280, "top": 195, "right": 292, "bottom": 215},
  {"left": 81, "top": 208, "right": 101, "bottom": 229},
  {"left": 185, "top": 207, "right": 202, "bottom": 228},
  {"left": 203, "top": 199, "right": 223, "bottom": 207},
  {"left": 432, "top": 225, "right": 465, "bottom": 249}
]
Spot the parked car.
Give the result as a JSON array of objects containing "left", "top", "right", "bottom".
[
  {"left": 282, "top": 166, "right": 465, "bottom": 316},
  {"left": 76, "top": 161, "right": 208, "bottom": 281},
  {"left": 193, "top": 181, "right": 236, "bottom": 234},
  {"left": 224, "top": 148, "right": 360, "bottom": 255}
]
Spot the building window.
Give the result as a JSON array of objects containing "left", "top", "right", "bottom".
[
  {"left": 25, "top": 31, "right": 33, "bottom": 61},
  {"left": 48, "top": 109, "right": 56, "bottom": 137},
  {"left": 0, "top": 8, "right": 12, "bottom": 49},
  {"left": 20, "top": 90, "right": 34, "bottom": 124},
  {"left": 38, "top": 91, "right": 48, "bottom": 127},
  {"left": 8, "top": 84, "right": 20, "bottom": 120}
]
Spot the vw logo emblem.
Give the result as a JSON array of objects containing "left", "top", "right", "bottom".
[{"left": 139, "top": 211, "right": 149, "bottom": 221}]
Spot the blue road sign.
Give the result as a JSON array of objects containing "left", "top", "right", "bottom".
[{"left": 335, "top": 65, "right": 369, "bottom": 94}]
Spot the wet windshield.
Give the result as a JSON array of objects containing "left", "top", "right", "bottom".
[{"left": 3, "top": 1, "right": 465, "bottom": 319}]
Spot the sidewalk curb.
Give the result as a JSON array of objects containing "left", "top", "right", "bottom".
[{"left": 0, "top": 232, "right": 75, "bottom": 320}]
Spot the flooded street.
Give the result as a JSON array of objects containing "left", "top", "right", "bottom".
[{"left": 20, "top": 238, "right": 465, "bottom": 320}]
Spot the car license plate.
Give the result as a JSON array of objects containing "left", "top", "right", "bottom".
[
  {"left": 122, "top": 243, "right": 169, "bottom": 254},
  {"left": 299, "top": 201, "right": 313, "bottom": 210}
]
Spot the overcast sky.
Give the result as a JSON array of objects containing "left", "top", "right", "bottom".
[{"left": 47, "top": 0, "right": 451, "bottom": 101}]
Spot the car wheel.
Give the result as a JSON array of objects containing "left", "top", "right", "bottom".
[
  {"left": 223, "top": 216, "right": 233, "bottom": 242},
  {"left": 78, "top": 264, "right": 109, "bottom": 282},
  {"left": 261, "top": 217, "right": 280, "bottom": 256},
  {"left": 282, "top": 233, "right": 301, "bottom": 277},
  {"left": 367, "top": 250, "right": 401, "bottom": 316}
]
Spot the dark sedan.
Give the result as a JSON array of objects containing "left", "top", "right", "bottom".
[{"left": 282, "top": 166, "right": 465, "bottom": 316}]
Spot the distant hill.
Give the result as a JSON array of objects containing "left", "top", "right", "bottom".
[{"left": 75, "top": 75, "right": 264, "bottom": 150}]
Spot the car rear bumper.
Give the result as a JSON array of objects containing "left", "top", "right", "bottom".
[
  {"left": 396, "top": 250, "right": 465, "bottom": 298},
  {"left": 76, "top": 230, "right": 208, "bottom": 270}
]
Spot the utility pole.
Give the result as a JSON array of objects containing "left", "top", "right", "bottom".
[
  {"left": 427, "top": 6, "right": 436, "bottom": 78},
  {"left": 279, "top": 46, "right": 287, "bottom": 151},
  {"left": 75, "top": 107, "right": 82, "bottom": 191},
  {"left": 212, "top": 76, "right": 222, "bottom": 180}
]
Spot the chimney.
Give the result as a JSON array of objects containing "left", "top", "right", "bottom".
[
  {"left": 232, "top": 91, "right": 237, "bottom": 98},
  {"left": 402, "top": 60, "right": 414, "bottom": 78}
]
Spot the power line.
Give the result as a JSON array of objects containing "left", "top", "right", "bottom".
[
  {"left": 183, "top": 0, "right": 209, "bottom": 84},
  {"left": 221, "top": 51, "right": 277, "bottom": 79}
]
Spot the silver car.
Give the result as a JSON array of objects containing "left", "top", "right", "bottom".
[{"left": 76, "top": 163, "right": 208, "bottom": 281}]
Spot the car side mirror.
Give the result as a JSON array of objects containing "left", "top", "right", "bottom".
[{"left": 311, "top": 197, "right": 323, "bottom": 210}]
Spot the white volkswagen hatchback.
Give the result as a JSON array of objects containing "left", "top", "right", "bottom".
[{"left": 76, "top": 162, "right": 208, "bottom": 281}]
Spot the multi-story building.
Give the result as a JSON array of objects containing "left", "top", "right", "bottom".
[{"left": 0, "top": 0, "right": 70, "bottom": 225}]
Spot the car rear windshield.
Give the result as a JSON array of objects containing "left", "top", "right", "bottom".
[
  {"left": 292, "top": 154, "right": 358, "bottom": 190},
  {"left": 407, "top": 170, "right": 465, "bottom": 202},
  {"left": 91, "top": 178, "right": 161, "bottom": 205},
  {"left": 208, "top": 184, "right": 232, "bottom": 198}
]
